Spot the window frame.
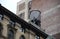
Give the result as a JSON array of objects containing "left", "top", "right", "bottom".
[
  {"left": 20, "top": 35, "right": 25, "bottom": 39},
  {"left": 19, "top": 13, "right": 25, "bottom": 19},
  {"left": 8, "top": 29, "right": 14, "bottom": 39}
]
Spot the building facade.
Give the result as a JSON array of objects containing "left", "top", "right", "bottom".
[
  {"left": 16, "top": 0, "right": 60, "bottom": 39},
  {"left": 16, "top": 0, "right": 32, "bottom": 22},
  {"left": 0, "top": 4, "right": 50, "bottom": 39},
  {"left": 16, "top": 0, "right": 41, "bottom": 35},
  {"left": 31, "top": 0, "right": 60, "bottom": 39}
]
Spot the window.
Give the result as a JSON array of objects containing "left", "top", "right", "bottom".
[
  {"left": 19, "top": 2, "right": 25, "bottom": 11},
  {"left": 8, "top": 30, "right": 14, "bottom": 39},
  {"left": 35, "top": 36, "right": 40, "bottom": 39},
  {"left": 29, "top": 10, "right": 41, "bottom": 26},
  {"left": 9, "top": 20, "right": 15, "bottom": 27},
  {"left": 28, "top": 1, "right": 32, "bottom": 19},
  {"left": 21, "top": 28, "right": 25, "bottom": 33},
  {"left": 35, "top": 19, "right": 40, "bottom": 26},
  {"left": 46, "top": 36, "right": 55, "bottom": 39},
  {"left": 28, "top": 1, "right": 32, "bottom": 10},
  {"left": 20, "top": 35, "right": 25, "bottom": 39},
  {"left": 0, "top": 14, "right": 3, "bottom": 22},
  {"left": 20, "top": 28, "right": 25, "bottom": 33},
  {"left": 0, "top": 22, "right": 3, "bottom": 36},
  {"left": 19, "top": 13, "right": 25, "bottom": 19}
]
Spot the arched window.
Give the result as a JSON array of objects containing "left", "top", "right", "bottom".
[
  {"left": 29, "top": 10, "right": 41, "bottom": 26},
  {"left": 20, "top": 35, "right": 25, "bottom": 39},
  {"left": 8, "top": 30, "right": 14, "bottom": 39}
]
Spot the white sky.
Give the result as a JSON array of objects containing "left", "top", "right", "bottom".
[{"left": 0, "top": 0, "right": 21, "bottom": 14}]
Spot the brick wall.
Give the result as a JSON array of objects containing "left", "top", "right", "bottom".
[
  {"left": 31, "top": 0, "right": 60, "bottom": 37},
  {"left": 31, "top": 0, "right": 60, "bottom": 12},
  {"left": 41, "top": 8, "right": 60, "bottom": 35}
]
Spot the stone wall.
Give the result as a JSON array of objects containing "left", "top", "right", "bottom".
[{"left": 0, "top": 15, "right": 40, "bottom": 39}]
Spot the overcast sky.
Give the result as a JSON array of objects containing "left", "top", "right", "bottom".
[{"left": 0, "top": 0, "right": 21, "bottom": 14}]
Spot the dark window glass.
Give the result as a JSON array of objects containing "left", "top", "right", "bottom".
[
  {"left": 28, "top": 1, "right": 32, "bottom": 19},
  {"left": 21, "top": 28, "right": 25, "bottom": 33},
  {"left": 35, "top": 36, "right": 40, "bottom": 39},
  {"left": 8, "top": 30, "right": 14, "bottom": 39},
  {"left": 9, "top": 21, "right": 15, "bottom": 27},
  {"left": 0, "top": 14, "right": 3, "bottom": 21},
  {"left": 20, "top": 35, "right": 25, "bottom": 39},
  {"left": 19, "top": 13, "right": 25, "bottom": 19},
  {"left": 28, "top": 1, "right": 32, "bottom": 10},
  {"left": 0, "top": 23, "right": 3, "bottom": 36}
]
